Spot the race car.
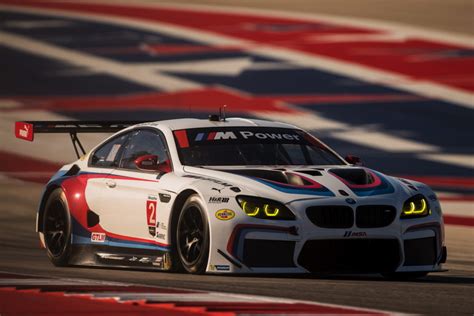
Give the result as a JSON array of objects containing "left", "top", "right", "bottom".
[{"left": 15, "top": 116, "right": 447, "bottom": 277}]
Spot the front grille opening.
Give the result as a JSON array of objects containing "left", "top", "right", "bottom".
[
  {"left": 404, "top": 237, "right": 437, "bottom": 266},
  {"left": 306, "top": 206, "right": 354, "bottom": 228},
  {"left": 356, "top": 205, "right": 396, "bottom": 228},
  {"left": 298, "top": 239, "right": 401, "bottom": 273}
]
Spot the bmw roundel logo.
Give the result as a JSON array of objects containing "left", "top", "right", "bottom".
[{"left": 345, "top": 198, "right": 356, "bottom": 205}]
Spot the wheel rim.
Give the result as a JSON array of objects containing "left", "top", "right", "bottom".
[
  {"left": 177, "top": 206, "right": 204, "bottom": 266},
  {"left": 44, "top": 200, "right": 67, "bottom": 257}
]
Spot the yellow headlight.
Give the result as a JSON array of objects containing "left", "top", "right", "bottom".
[
  {"left": 264, "top": 204, "right": 280, "bottom": 217},
  {"left": 236, "top": 196, "right": 295, "bottom": 220},
  {"left": 401, "top": 195, "right": 430, "bottom": 218},
  {"left": 242, "top": 201, "right": 260, "bottom": 216}
]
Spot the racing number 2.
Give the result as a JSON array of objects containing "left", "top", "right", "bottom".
[{"left": 146, "top": 200, "right": 157, "bottom": 226}]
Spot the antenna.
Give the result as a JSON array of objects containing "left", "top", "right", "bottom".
[
  {"left": 220, "top": 104, "right": 227, "bottom": 122},
  {"left": 210, "top": 105, "right": 228, "bottom": 122}
]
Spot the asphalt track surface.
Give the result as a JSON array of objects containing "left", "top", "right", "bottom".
[
  {"left": 1, "top": 180, "right": 473, "bottom": 314},
  {"left": 0, "top": 0, "right": 473, "bottom": 314}
]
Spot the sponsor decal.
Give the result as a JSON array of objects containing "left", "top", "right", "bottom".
[
  {"left": 97, "top": 254, "right": 125, "bottom": 261},
  {"left": 157, "top": 221, "right": 168, "bottom": 231},
  {"left": 146, "top": 198, "right": 157, "bottom": 236},
  {"left": 209, "top": 196, "right": 230, "bottom": 203},
  {"left": 343, "top": 231, "right": 367, "bottom": 238},
  {"left": 139, "top": 257, "right": 151, "bottom": 263},
  {"left": 14, "top": 122, "right": 34, "bottom": 141},
  {"left": 195, "top": 131, "right": 237, "bottom": 141},
  {"left": 209, "top": 264, "right": 230, "bottom": 271},
  {"left": 230, "top": 187, "right": 241, "bottom": 193},
  {"left": 193, "top": 131, "right": 300, "bottom": 142},
  {"left": 153, "top": 256, "right": 163, "bottom": 267},
  {"left": 91, "top": 232, "right": 106, "bottom": 243},
  {"left": 240, "top": 131, "right": 300, "bottom": 141},
  {"left": 156, "top": 233, "right": 166, "bottom": 240},
  {"left": 183, "top": 175, "right": 233, "bottom": 187},
  {"left": 215, "top": 209, "right": 235, "bottom": 221},
  {"left": 211, "top": 187, "right": 222, "bottom": 193},
  {"left": 152, "top": 253, "right": 172, "bottom": 270}
]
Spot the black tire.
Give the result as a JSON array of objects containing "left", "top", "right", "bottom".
[
  {"left": 176, "top": 194, "right": 210, "bottom": 274},
  {"left": 42, "top": 188, "right": 72, "bottom": 267},
  {"left": 382, "top": 271, "right": 429, "bottom": 280}
]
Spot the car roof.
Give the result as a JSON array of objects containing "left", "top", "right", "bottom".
[{"left": 139, "top": 117, "right": 299, "bottom": 131}]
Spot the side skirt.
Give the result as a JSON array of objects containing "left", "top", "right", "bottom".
[{"left": 69, "top": 244, "right": 172, "bottom": 271}]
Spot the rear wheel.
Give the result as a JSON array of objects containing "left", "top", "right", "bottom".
[
  {"left": 43, "top": 188, "right": 72, "bottom": 266},
  {"left": 176, "top": 194, "right": 209, "bottom": 274}
]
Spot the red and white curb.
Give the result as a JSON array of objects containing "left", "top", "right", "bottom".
[{"left": 0, "top": 272, "right": 399, "bottom": 315}]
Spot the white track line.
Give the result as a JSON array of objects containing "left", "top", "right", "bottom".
[
  {"left": 0, "top": 271, "right": 401, "bottom": 315},
  {"left": 0, "top": 4, "right": 472, "bottom": 168},
  {"left": 257, "top": 110, "right": 440, "bottom": 153},
  {"left": 0, "top": 3, "right": 472, "bottom": 109},
  {"left": 103, "top": 0, "right": 474, "bottom": 48},
  {"left": 0, "top": 31, "right": 201, "bottom": 92},
  {"left": 441, "top": 201, "right": 474, "bottom": 217},
  {"left": 419, "top": 154, "right": 473, "bottom": 169}
]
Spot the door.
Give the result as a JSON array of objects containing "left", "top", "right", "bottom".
[
  {"left": 95, "top": 128, "right": 173, "bottom": 246},
  {"left": 84, "top": 131, "right": 132, "bottom": 226}
]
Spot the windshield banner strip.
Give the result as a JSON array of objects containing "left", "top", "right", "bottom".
[{"left": 174, "top": 130, "right": 189, "bottom": 148}]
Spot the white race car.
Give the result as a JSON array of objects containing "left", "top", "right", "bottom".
[{"left": 15, "top": 116, "right": 447, "bottom": 278}]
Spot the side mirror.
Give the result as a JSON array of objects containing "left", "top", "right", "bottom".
[
  {"left": 134, "top": 155, "right": 171, "bottom": 173},
  {"left": 345, "top": 155, "right": 362, "bottom": 166}
]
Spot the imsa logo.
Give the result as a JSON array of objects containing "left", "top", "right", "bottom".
[{"left": 343, "top": 231, "right": 367, "bottom": 238}]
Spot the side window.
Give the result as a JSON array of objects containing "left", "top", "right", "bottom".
[
  {"left": 90, "top": 133, "right": 130, "bottom": 168},
  {"left": 119, "top": 129, "right": 169, "bottom": 170}
]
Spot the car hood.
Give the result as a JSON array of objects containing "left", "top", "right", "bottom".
[{"left": 183, "top": 165, "right": 409, "bottom": 204}]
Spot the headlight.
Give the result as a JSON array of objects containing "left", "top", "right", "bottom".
[
  {"left": 236, "top": 196, "right": 296, "bottom": 220},
  {"left": 401, "top": 194, "right": 431, "bottom": 219}
]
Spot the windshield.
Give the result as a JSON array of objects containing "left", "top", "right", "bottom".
[{"left": 173, "top": 127, "right": 345, "bottom": 166}]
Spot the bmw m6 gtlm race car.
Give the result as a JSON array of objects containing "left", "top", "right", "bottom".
[{"left": 15, "top": 116, "right": 447, "bottom": 278}]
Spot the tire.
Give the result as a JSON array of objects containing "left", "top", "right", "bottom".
[
  {"left": 382, "top": 271, "right": 429, "bottom": 280},
  {"left": 176, "top": 194, "right": 210, "bottom": 274},
  {"left": 42, "top": 188, "right": 72, "bottom": 267}
]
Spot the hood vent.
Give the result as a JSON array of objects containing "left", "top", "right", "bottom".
[
  {"left": 216, "top": 169, "right": 314, "bottom": 186},
  {"left": 295, "top": 170, "right": 322, "bottom": 176},
  {"left": 330, "top": 168, "right": 374, "bottom": 185}
]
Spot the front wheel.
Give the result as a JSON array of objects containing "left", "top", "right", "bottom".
[
  {"left": 43, "top": 188, "right": 72, "bottom": 266},
  {"left": 176, "top": 194, "right": 210, "bottom": 274}
]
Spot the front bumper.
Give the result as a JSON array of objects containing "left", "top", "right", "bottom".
[{"left": 208, "top": 198, "right": 446, "bottom": 274}]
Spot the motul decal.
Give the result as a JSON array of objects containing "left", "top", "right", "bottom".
[{"left": 14, "top": 122, "right": 34, "bottom": 141}]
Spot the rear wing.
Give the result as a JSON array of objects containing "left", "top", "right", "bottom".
[{"left": 15, "top": 121, "right": 147, "bottom": 158}]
